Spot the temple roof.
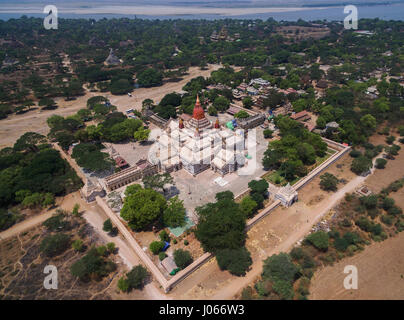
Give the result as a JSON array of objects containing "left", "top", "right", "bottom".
[{"left": 192, "top": 95, "right": 205, "bottom": 120}]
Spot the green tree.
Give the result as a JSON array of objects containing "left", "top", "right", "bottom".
[
  {"left": 351, "top": 156, "right": 372, "bottom": 175},
  {"left": 173, "top": 249, "right": 193, "bottom": 269},
  {"left": 216, "top": 247, "right": 252, "bottom": 276},
  {"left": 133, "top": 127, "right": 150, "bottom": 143},
  {"left": 40, "top": 233, "right": 70, "bottom": 257},
  {"left": 319, "top": 173, "right": 339, "bottom": 191},
  {"left": 242, "top": 96, "right": 253, "bottom": 109},
  {"left": 240, "top": 195, "right": 258, "bottom": 217},
  {"left": 163, "top": 196, "right": 186, "bottom": 228},
  {"left": 195, "top": 197, "right": 246, "bottom": 253},
  {"left": 121, "top": 188, "right": 167, "bottom": 230},
  {"left": 103, "top": 219, "right": 113, "bottom": 233},
  {"left": 72, "top": 239, "right": 84, "bottom": 252},
  {"left": 305, "top": 231, "right": 329, "bottom": 251},
  {"left": 149, "top": 241, "right": 165, "bottom": 255}
]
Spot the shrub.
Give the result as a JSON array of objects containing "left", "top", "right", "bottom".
[
  {"left": 97, "top": 245, "right": 108, "bottom": 256},
  {"left": 360, "top": 195, "right": 378, "bottom": 209},
  {"left": 40, "top": 233, "right": 70, "bottom": 257},
  {"left": 272, "top": 279, "right": 294, "bottom": 300},
  {"left": 382, "top": 197, "right": 395, "bottom": 210},
  {"left": 118, "top": 265, "right": 148, "bottom": 292},
  {"left": 159, "top": 230, "right": 170, "bottom": 243},
  {"left": 388, "top": 206, "right": 403, "bottom": 216},
  {"left": 255, "top": 280, "right": 272, "bottom": 297},
  {"left": 149, "top": 241, "right": 165, "bottom": 255},
  {"left": 349, "top": 149, "right": 361, "bottom": 158},
  {"left": 241, "top": 286, "right": 253, "bottom": 300},
  {"left": 106, "top": 242, "right": 116, "bottom": 253},
  {"left": 126, "top": 265, "right": 148, "bottom": 290},
  {"left": 184, "top": 240, "right": 189, "bottom": 246},
  {"left": 42, "top": 213, "right": 70, "bottom": 232},
  {"left": 70, "top": 247, "right": 116, "bottom": 281},
  {"left": 173, "top": 249, "right": 193, "bottom": 269},
  {"left": 216, "top": 247, "right": 252, "bottom": 276},
  {"left": 263, "top": 129, "right": 273, "bottom": 139},
  {"left": 262, "top": 253, "right": 298, "bottom": 283},
  {"left": 158, "top": 252, "right": 167, "bottom": 261},
  {"left": 375, "top": 158, "right": 387, "bottom": 169},
  {"left": 381, "top": 215, "right": 394, "bottom": 226},
  {"left": 386, "top": 136, "right": 395, "bottom": 145},
  {"left": 117, "top": 277, "right": 129, "bottom": 292},
  {"left": 103, "top": 219, "right": 113, "bottom": 233},
  {"left": 319, "top": 173, "right": 339, "bottom": 191},
  {"left": 305, "top": 231, "right": 329, "bottom": 251},
  {"left": 333, "top": 237, "right": 349, "bottom": 252},
  {"left": 72, "top": 239, "right": 84, "bottom": 252}
]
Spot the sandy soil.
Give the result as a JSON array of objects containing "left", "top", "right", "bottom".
[
  {"left": 0, "top": 64, "right": 221, "bottom": 149},
  {"left": 309, "top": 232, "right": 404, "bottom": 300}
]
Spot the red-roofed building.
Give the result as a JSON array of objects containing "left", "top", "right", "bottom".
[
  {"left": 115, "top": 156, "right": 129, "bottom": 169},
  {"left": 290, "top": 111, "right": 311, "bottom": 122}
]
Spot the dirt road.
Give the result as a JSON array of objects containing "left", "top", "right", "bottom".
[{"left": 0, "top": 64, "right": 221, "bottom": 149}]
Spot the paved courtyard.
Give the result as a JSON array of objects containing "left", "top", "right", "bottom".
[{"left": 171, "top": 126, "right": 269, "bottom": 215}]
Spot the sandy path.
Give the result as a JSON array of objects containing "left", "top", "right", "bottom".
[
  {"left": 0, "top": 210, "right": 54, "bottom": 241},
  {"left": 0, "top": 64, "right": 221, "bottom": 149}
]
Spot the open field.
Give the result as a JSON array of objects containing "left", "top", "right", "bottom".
[
  {"left": 309, "top": 231, "right": 404, "bottom": 300},
  {"left": 0, "top": 64, "right": 221, "bottom": 149}
]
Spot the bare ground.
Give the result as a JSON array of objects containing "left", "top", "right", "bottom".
[{"left": 309, "top": 231, "right": 404, "bottom": 300}]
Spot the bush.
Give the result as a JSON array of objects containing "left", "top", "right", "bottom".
[
  {"left": 158, "top": 252, "right": 167, "bottom": 261},
  {"left": 241, "top": 286, "right": 253, "bottom": 300},
  {"left": 70, "top": 247, "right": 116, "bottom": 281},
  {"left": 42, "top": 213, "right": 70, "bottom": 232},
  {"left": 333, "top": 237, "right": 349, "bottom": 252},
  {"left": 103, "top": 219, "right": 113, "bottom": 233},
  {"left": 351, "top": 156, "right": 372, "bottom": 175},
  {"left": 159, "top": 230, "right": 170, "bottom": 243},
  {"left": 305, "top": 231, "right": 329, "bottom": 251},
  {"left": 375, "top": 158, "right": 387, "bottom": 169},
  {"left": 173, "top": 249, "right": 193, "bottom": 269},
  {"left": 382, "top": 197, "right": 395, "bottom": 210},
  {"left": 381, "top": 215, "right": 394, "bottom": 226},
  {"left": 216, "top": 247, "right": 252, "bottom": 276},
  {"left": 262, "top": 253, "right": 298, "bottom": 283},
  {"left": 40, "top": 233, "right": 70, "bottom": 257},
  {"left": 349, "top": 149, "right": 361, "bottom": 158},
  {"left": 106, "top": 242, "right": 116, "bottom": 253},
  {"left": 97, "top": 245, "right": 108, "bottom": 256},
  {"left": 118, "top": 265, "right": 148, "bottom": 292},
  {"left": 263, "top": 129, "right": 273, "bottom": 139},
  {"left": 319, "top": 173, "right": 339, "bottom": 191},
  {"left": 149, "top": 241, "right": 165, "bottom": 255},
  {"left": 184, "top": 240, "right": 189, "bottom": 246},
  {"left": 386, "top": 136, "right": 395, "bottom": 145},
  {"left": 72, "top": 239, "right": 84, "bottom": 252},
  {"left": 255, "top": 280, "right": 272, "bottom": 296}
]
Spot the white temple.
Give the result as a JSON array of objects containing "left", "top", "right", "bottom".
[{"left": 155, "top": 96, "right": 246, "bottom": 176}]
